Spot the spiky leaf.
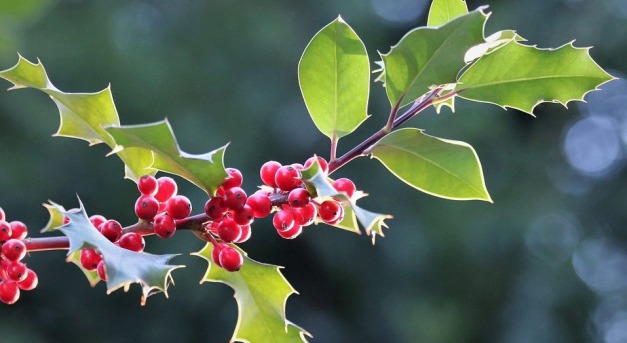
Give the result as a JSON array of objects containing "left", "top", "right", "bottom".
[
  {"left": 371, "top": 128, "right": 491, "bottom": 202},
  {"left": 298, "top": 16, "right": 369, "bottom": 140},
  {"left": 194, "top": 244, "right": 310, "bottom": 343},
  {"left": 427, "top": 0, "right": 468, "bottom": 27},
  {"left": 106, "top": 120, "right": 228, "bottom": 195},
  {"left": 378, "top": 8, "right": 486, "bottom": 107},
  {"left": 458, "top": 41, "right": 616, "bottom": 114}
]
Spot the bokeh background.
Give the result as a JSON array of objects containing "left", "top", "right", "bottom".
[{"left": 0, "top": 0, "right": 626, "bottom": 342}]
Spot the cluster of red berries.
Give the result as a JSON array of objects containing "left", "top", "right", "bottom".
[{"left": 0, "top": 207, "right": 38, "bottom": 304}]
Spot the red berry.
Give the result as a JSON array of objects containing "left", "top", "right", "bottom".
[
  {"left": 233, "top": 205, "right": 254, "bottom": 226},
  {"left": 218, "top": 218, "right": 241, "bottom": 243},
  {"left": 288, "top": 188, "right": 311, "bottom": 208},
  {"left": 212, "top": 243, "right": 228, "bottom": 267},
  {"left": 291, "top": 202, "right": 317, "bottom": 226},
  {"left": 260, "top": 161, "right": 282, "bottom": 187},
  {"left": 0, "top": 207, "right": 4, "bottom": 221},
  {"left": 304, "top": 155, "right": 328, "bottom": 174},
  {"left": 17, "top": 269, "right": 38, "bottom": 290},
  {"left": 0, "top": 281, "right": 20, "bottom": 304},
  {"left": 9, "top": 221, "right": 28, "bottom": 240},
  {"left": 332, "top": 178, "right": 356, "bottom": 198},
  {"left": 318, "top": 200, "right": 343, "bottom": 224},
  {"left": 155, "top": 177, "right": 178, "bottom": 202},
  {"left": 89, "top": 215, "right": 107, "bottom": 229},
  {"left": 80, "top": 248, "right": 103, "bottom": 271},
  {"left": 166, "top": 195, "right": 192, "bottom": 220},
  {"left": 97, "top": 260, "right": 107, "bottom": 281},
  {"left": 98, "top": 219, "right": 122, "bottom": 242},
  {"left": 219, "top": 247, "right": 243, "bottom": 272},
  {"left": 234, "top": 225, "right": 251, "bottom": 243},
  {"left": 138, "top": 174, "right": 158, "bottom": 196},
  {"left": 274, "top": 165, "right": 302, "bottom": 191},
  {"left": 135, "top": 195, "right": 159, "bottom": 221},
  {"left": 2, "top": 239, "right": 26, "bottom": 262},
  {"left": 205, "top": 197, "right": 227, "bottom": 220},
  {"left": 246, "top": 193, "right": 272, "bottom": 218},
  {"left": 0, "top": 220, "right": 12, "bottom": 241},
  {"left": 153, "top": 214, "right": 176, "bottom": 239},
  {"left": 273, "top": 209, "right": 295, "bottom": 232},
  {"left": 222, "top": 168, "right": 243, "bottom": 190},
  {"left": 6, "top": 262, "right": 28, "bottom": 282},
  {"left": 277, "top": 223, "right": 303, "bottom": 239},
  {"left": 117, "top": 233, "right": 145, "bottom": 252},
  {"left": 223, "top": 187, "right": 247, "bottom": 210}
]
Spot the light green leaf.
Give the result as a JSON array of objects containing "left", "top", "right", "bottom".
[
  {"left": 298, "top": 16, "right": 370, "bottom": 140},
  {"left": 371, "top": 128, "right": 492, "bottom": 202},
  {"left": 464, "top": 30, "right": 526, "bottom": 63},
  {"left": 106, "top": 120, "right": 228, "bottom": 196},
  {"left": 378, "top": 8, "right": 487, "bottom": 107},
  {"left": 427, "top": 0, "right": 468, "bottom": 27},
  {"left": 458, "top": 41, "right": 616, "bottom": 114},
  {"left": 0, "top": 55, "right": 154, "bottom": 179},
  {"left": 47, "top": 199, "right": 183, "bottom": 303},
  {"left": 194, "top": 244, "right": 311, "bottom": 343}
]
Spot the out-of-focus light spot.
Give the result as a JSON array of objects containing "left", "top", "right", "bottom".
[
  {"left": 525, "top": 212, "right": 579, "bottom": 264},
  {"left": 562, "top": 116, "right": 623, "bottom": 178},
  {"left": 572, "top": 238, "right": 627, "bottom": 293},
  {"left": 592, "top": 297, "right": 627, "bottom": 343},
  {"left": 547, "top": 165, "right": 594, "bottom": 196},
  {"left": 371, "top": 0, "right": 427, "bottom": 24}
]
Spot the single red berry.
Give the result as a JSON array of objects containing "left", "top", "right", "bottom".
[
  {"left": 98, "top": 219, "right": 122, "bottom": 242},
  {"left": 288, "top": 188, "right": 311, "bottom": 208},
  {"left": 153, "top": 214, "right": 177, "bottom": 239},
  {"left": 9, "top": 221, "right": 28, "bottom": 240},
  {"left": 233, "top": 205, "right": 254, "bottom": 226},
  {"left": 260, "top": 161, "right": 282, "bottom": 187},
  {"left": 205, "top": 197, "right": 227, "bottom": 220},
  {"left": 291, "top": 202, "right": 317, "bottom": 226},
  {"left": 138, "top": 174, "right": 158, "bottom": 196},
  {"left": 80, "top": 248, "right": 103, "bottom": 271},
  {"left": 135, "top": 195, "right": 159, "bottom": 221},
  {"left": 0, "top": 207, "right": 5, "bottom": 221},
  {"left": 212, "top": 243, "right": 228, "bottom": 267},
  {"left": 275, "top": 165, "right": 302, "bottom": 191},
  {"left": 207, "top": 221, "right": 220, "bottom": 236},
  {"left": 325, "top": 206, "right": 345, "bottom": 225},
  {"left": 6, "top": 261, "right": 28, "bottom": 282},
  {"left": 117, "top": 232, "right": 145, "bottom": 252},
  {"left": 332, "top": 178, "right": 356, "bottom": 198},
  {"left": 89, "top": 215, "right": 107, "bottom": 229},
  {"left": 155, "top": 176, "right": 178, "bottom": 202},
  {"left": 273, "top": 209, "right": 295, "bottom": 232},
  {"left": 246, "top": 193, "right": 272, "bottom": 218},
  {"left": 97, "top": 260, "right": 107, "bottom": 281},
  {"left": 17, "top": 269, "right": 38, "bottom": 291},
  {"left": 291, "top": 163, "right": 305, "bottom": 171},
  {"left": 166, "top": 195, "right": 192, "bottom": 220},
  {"left": 2, "top": 239, "right": 26, "bottom": 262},
  {"left": 219, "top": 247, "right": 243, "bottom": 272},
  {"left": 234, "top": 225, "right": 251, "bottom": 243},
  {"left": 318, "top": 200, "right": 343, "bottom": 224},
  {"left": 304, "top": 155, "right": 329, "bottom": 174},
  {"left": 218, "top": 218, "right": 241, "bottom": 243},
  {"left": 0, "top": 281, "right": 20, "bottom": 304},
  {"left": 223, "top": 187, "right": 247, "bottom": 210},
  {"left": 277, "top": 223, "right": 303, "bottom": 239},
  {"left": 0, "top": 220, "right": 12, "bottom": 241},
  {"left": 222, "top": 168, "right": 243, "bottom": 190}
]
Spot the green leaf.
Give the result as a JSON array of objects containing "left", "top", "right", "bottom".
[
  {"left": 0, "top": 55, "right": 154, "bottom": 179},
  {"left": 458, "top": 41, "right": 616, "bottom": 114},
  {"left": 298, "top": 16, "right": 370, "bottom": 140},
  {"left": 464, "top": 30, "right": 526, "bottom": 63},
  {"left": 47, "top": 199, "right": 184, "bottom": 304},
  {"left": 106, "top": 120, "right": 228, "bottom": 196},
  {"left": 371, "top": 128, "right": 492, "bottom": 202},
  {"left": 427, "top": 0, "right": 468, "bottom": 27},
  {"left": 377, "top": 8, "right": 487, "bottom": 107},
  {"left": 194, "top": 244, "right": 311, "bottom": 343}
]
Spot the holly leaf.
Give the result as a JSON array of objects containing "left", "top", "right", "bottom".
[
  {"left": 106, "top": 120, "right": 228, "bottom": 196},
  {"left": 0, "top": 55, "right": 154, "bottom": 179},
  {"left": 458, "top": 41, "right": 616, "bottom": 114},
  {"left": 47, "top": 198, "right": 184, "bottom": 304},
  {"left": 427, "top": 0, "right": 468, "bottom": 27},
  {"left": 298, "top": 16, "right": 370, "bottom": 140},
  {"left": 377, "top": 8, "right": 487, "bottom": 108},
  {"left": 194, "top": 244, "right": 311, "bottom": 343},
  {"left": 370, "top": 128, "right": 492, "bottom": 202}
]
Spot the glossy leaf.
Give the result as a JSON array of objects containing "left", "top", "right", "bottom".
[
  {"left": 298, "top": 16, "right": 369, "bottom": 140},
  {"left": 427, "top": 0, "right": 468, "bottom": 27},
  {"left": 377, "top": 8, "right": 487, "bottom": 107},
  {"left": 458, "top": 41, "right": 616, "bottom": 114},
  {"left": 194, "top": 244, "right": 310, "bottom": 343},
  {"left": 371, "top": 128, "right": 492, "bottom": 202},
  {"left": 106, "top": 120, "right": 228, "bottom": 196}
]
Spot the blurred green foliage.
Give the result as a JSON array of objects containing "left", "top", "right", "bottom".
[{"left": 0, "top": 0, "right": 625, "bottom": 342}]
